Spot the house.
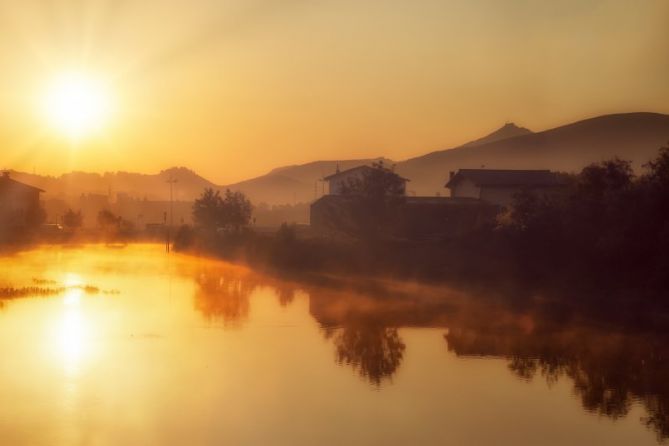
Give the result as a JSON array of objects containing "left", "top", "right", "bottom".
[
  {"left": 311, "top": 164, "right": 496, "bottom": 238},
  {"left": 445, "top": 169, "right": 567, "bottom": 207},
  {"left": 0, "top": 171, "right": 45, "bottom": 228},
  {"left": 322, "top": 165, "right": 409, "bottom": 196}
]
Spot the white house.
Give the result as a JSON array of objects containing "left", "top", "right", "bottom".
[
  {"left": 445, "top": 169, "right": 566, "bottom": 207},
  {"left": 323, "top": 165, "right": 408, "bottom": 196}
]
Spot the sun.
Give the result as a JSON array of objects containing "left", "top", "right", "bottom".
[{"left": 42, "top": 71, "right": 114, "bottom": 140}]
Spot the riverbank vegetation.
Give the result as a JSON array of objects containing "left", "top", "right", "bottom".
[{"left": 174, "top": 144, "right": 669, "bottom": 309}]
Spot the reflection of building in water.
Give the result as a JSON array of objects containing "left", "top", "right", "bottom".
[
  {"left": 310, "top": 282, "right": 669, "bottom": 440},
  {"left": 446, "top": 325, "right": 669, "bottom": 442}
]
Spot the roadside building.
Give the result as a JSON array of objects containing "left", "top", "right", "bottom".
[
  {"left": 445, "top": 169, "right": 567, "bottom": 207},
  {"left": 311, "top": 164, "right": 496, "bottom": 239},
  {"left": 323, "top": 165, "right": 409, "bottom": 196},
  {"left": 0, "top": 171, "right": 45, "bottom": 229}
]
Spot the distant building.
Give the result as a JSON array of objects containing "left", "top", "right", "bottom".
[
  {"left": 311, "top": 194, "right": 495, "bottom": 239},
  {"left": 311, "top": 166, "right": 566, "bottom": 239},
  {"left": 323, "top": 165, "right": 409, "bottom": 196},
  {"left": 311, "top": 164, "right": 496, "bottom": 239},
  {"left": 445, "top": 169, "right": 567, "bottom": 207},
  {"left": 0, "top": 171, "right": 44, "bottom": 228}
]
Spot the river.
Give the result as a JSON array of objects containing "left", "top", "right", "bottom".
[{"left": 0, "top": 244, "right": 665, "bottom": 445}]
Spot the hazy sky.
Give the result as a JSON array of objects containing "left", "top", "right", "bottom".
[{"left": 1, "top": 0, "right": 668, "bottom": 183}]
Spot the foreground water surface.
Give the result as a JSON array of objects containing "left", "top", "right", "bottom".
[{"left": 0, "top": 244, "right": 666, "bottom": 445}]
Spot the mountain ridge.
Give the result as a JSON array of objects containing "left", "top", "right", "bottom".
[{"left": 8, "top": 111, "right": 669, "bottom": 204}]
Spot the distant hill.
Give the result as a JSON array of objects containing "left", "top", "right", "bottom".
[
  {"left": 226, "top": 158, "right": 394, "bottom": 204},
  {"left": 397, "top": 112, "right": 669, "bottom": 195},
  {"left": 10, "top": 167, "right": 218, "bottom": 202},
  {"left": 9, "top": 112, "right": 669, "bottom": 205}
]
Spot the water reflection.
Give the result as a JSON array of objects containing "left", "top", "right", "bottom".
[
  {"left": 193, "top": 265, "right": 255, "bottom": 326},
  {"left": 324, "top": 321, "right": 405, "bottom": 385},
  {"left": 0, "top": 245, "right": 667, "bottom": 444},
  {"left": 308, "top": 285, "right": 457, "bottom": 385},
  {"left": 275, "top": 285, "right": 296, "bottom": 307},
  {"left": 446, "top": 320, "right": 669, "bottom": 442},
  {"left": 306, "top": 280, "right": 669, "bottom": 441}
]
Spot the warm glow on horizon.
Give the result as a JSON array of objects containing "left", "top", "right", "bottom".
[
  {"left": 41, "top": 71, "right": 114, "bottom": 141},
  {"left": 0, "top": 0, "right": 666, "bottom": 182}
]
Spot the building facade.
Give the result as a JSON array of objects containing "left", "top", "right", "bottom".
[
  {"left": 0, "top": 172, "right": 44, "bottom": 229},
  {"left": 446, "top": 169, "right": 567, "bottom": 207},
  {"left": 322, "top": 165, "right": 408, "bottom": 196}
]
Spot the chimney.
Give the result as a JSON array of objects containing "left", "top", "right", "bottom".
[
  {"left": 449, "top": 171, "right": 455, "bottom": 180},
  {"left": 2, "top": 171, "right": 9, "bottom": 179}
]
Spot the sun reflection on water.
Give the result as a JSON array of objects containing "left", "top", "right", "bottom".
[
  {"left": 63, "top": 273, "right": 84, "bottom": 288},
  {"left": 55, "top": 288, "right": 89, "bottom": 377}
]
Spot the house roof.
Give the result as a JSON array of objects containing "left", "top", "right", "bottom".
[
  {"left": 0, "top": 173, "right": 45, "bottom": 193},
  {"left": 323, "top": 165, "right": 409, "bottom": 182},
  {"left": 445, "top": 169, "right": 564, "bottom": 189}
]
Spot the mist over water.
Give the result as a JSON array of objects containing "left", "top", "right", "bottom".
[{"left": 0, "top": 244, "right": 664, "bottom": 445}]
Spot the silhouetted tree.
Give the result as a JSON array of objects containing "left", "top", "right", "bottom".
[
  {"left": 221, "top": 189, "right": 253, "bottom": 232},
  {"left": 501, "top": 147, "right": 669, "bottom": 290},
  {"left": 97, "top": 209, "right": 119, "bottom": 230},
  {"left": 173, "top": 224, "right": 195, "bottom": 250},
  {"left": 339, "top": 161, "right": 406, "bottom": 239},
  {"left": 62, "top": 209, "right": 83, "bottom": 230},
  {"left": 340, "top": 161, "right": 406, "bottom": 200},
  {"left": 193, "top": 188, "right": 252, "bottom": 232},
  {"left": 193, "top": 188, "right": 222, "bottom": 231}
]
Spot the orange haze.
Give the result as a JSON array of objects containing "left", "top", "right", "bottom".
[{"left": 1, "top": 0, "right": 668, "bottom": 183}]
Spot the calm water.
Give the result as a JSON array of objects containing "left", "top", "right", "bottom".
[{"left": 0, "top": 244, "right": 665, "bottom": 445}]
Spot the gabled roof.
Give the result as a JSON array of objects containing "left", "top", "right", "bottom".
[
  {"left": 0, "top": 174, "right": 45, "bottom": 193},
  {"left": 323, "top": 165, "right": 409, "bottom": 182},
  {"left": 445, "top": 169, "right": 564, "bottom": 189}
]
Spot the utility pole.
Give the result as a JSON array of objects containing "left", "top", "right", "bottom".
[{"left": 166, "top": 176, "right": 178, "bottom": 253}]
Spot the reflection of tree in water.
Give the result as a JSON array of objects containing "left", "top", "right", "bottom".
[
  {"left": 274, "top": 285, "right": 295, "bottom": 307},
  {"left": 446, "top": 328, "right": 669, "bottom": 441},
  {"left": 192, "top": 266, "right": 302, "bottom": 324},
  {"left": 194, "top": 266, "right": 257, "bottom": 326},
  {"left": 325, "top": 320, "right": 406, "bottom": 385}
]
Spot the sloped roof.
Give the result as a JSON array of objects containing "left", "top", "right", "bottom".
[
  {"left": 445, "top": 169, "right": 564, "bottom": 189},
  {"left": 323, "top": 165, "right": 409, "bottom": 182},
  {"left": 0, "top": 174, "right": 45, "bottom": 193}
]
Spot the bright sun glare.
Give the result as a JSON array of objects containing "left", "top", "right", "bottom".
[{"left": 42, "top": 71, "right": 113, "bottom": 140}]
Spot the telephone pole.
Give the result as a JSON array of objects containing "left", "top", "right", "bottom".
[{"left": 166, "top": 176, "right": 178, "bottom": 253}]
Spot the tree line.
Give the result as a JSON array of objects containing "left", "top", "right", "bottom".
[{"left": 499, "top": 143, "right": 669, "bottom": 292}]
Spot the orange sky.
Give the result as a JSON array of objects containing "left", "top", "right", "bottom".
[{"left": 1, "top": 0, "right": 668, "bottom": 184}]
